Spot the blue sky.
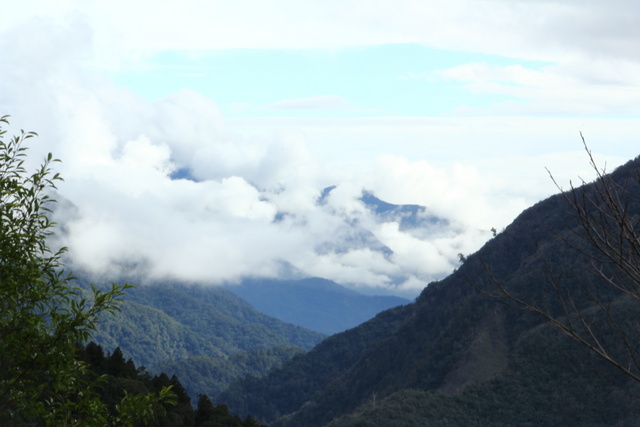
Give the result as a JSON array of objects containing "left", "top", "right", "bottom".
[
  {"left": 110, "top": 45, "right": 547, "bottom": 118},
  {"left": 2, "top": 1, "right": 640, "bottom": 295}
]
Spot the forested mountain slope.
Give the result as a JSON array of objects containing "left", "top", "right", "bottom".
[
  {"left": 219, "top": 304, "right": 413, "bottom": 421},
  {"left": 86, "top": 282, "right": 325, "bottom": 400},
  {"left": 90, "top": 283, "right": 325, "bottom": 368},
  {"left": 218, "top": 156, "right": 640, "bottom": 426}
]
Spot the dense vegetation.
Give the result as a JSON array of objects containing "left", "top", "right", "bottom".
[
  {"left": 152, "top": 346, "right": 303, "bottom": 401},
  {"left": 84, "top": 281, "right": 325, "bottom": 401},
  {"left": 0, "top": 116, "right": 174, "bottom": 425},
  {"left": 325, "top": 305, "right": 639, "bottom": 426},
  {"left": 216, "top": 156, "right": 640, "bottom": 426},
  {"left": 77, "top": 342, "right": 265, "bottom": 426},
  {"left": 89, "top": 282, "right": 325, "bottom": 369},
  {"left": 8, "top": 113, "right": 640, "bottom": 425},
  {"left": 0, "top": 116, "right": 273, "bottom": 425},
  {"left": 219, "top": 304, "right": 412, "bottom": 421}
]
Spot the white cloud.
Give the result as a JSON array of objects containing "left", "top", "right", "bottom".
[
  {"left": 436, "top": 60, "right": 640, "bottom": 115},
  {"left": 2, "top": 1, "right": 640, "bottom": 297},
  {"left": 6, "top": 1, "right": 640, "bottom": 122},
  {"left": 6, "top": 0, "right": 640, "bottom": 65},
  {"left": 8, "top": 48, "right": 623, "bottom": 293},
  {"left": 376, "top": 222, "right": 452, "bottom": 275},
  {"left": 300, "top": 251, "right": 399, "bottom": 291}
]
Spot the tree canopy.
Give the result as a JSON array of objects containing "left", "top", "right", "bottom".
[{"left": 0, "top": 115, "right": 173, "bottom": 426}]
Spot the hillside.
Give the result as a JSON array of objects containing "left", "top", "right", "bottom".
[
  {"left": 77, "top": 342, "right": 266, "bottom": 426},
  {"left": 225, "top": 277, "right": 410, "bottom": 334},
  {"left": 217, "top": 156, "right": 640, "bottom": 426},
  {"left": 219, "top": 304, "right": 413, "bottom": 422},
  {"left": 87, "top": 282, "right": 325, "bottom": 400}
]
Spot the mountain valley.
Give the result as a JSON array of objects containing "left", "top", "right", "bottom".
[{"left": 214, "top": 156, "right": 640, "bottom": 425}]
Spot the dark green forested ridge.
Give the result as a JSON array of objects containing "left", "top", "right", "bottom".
[
  {"left": 218, "top": 304, "right": 413, "bottom": 422},
  {"left": 82, "top": 279, "right": 326, "bottom": 403},
  {"left": 326, "top": 299, "right": 640, "bottom": 426},
  {"left": 88, "top": 280, "right": 325, "bottom": 366},
  {"left": 152, "top": 346, "right": 304, "bottom": 403},
  {"left": 76, "top": 342, "right": 266, "bottom": 427},
  {"left": 217, "top": 156, "right": 640, "bottom": 426}
]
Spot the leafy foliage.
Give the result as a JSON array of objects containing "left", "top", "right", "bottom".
[
  {"left": 78, "top": 342, "right": 265, "bottom": 427},
  {"left": 0, "top": 116, "right": 172, "bottom": 425}
]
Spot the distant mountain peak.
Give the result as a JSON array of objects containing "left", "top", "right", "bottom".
[
  {"left": 360, "top": 189, "right": 448, "bottom": 230},
  {"left": 317, "top": 185, "right": 337, "bottom": 205}
]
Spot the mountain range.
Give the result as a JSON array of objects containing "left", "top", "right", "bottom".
[
  {"left": 87, "top": 282, "right": 324, "bottom": 399},
  {"left": 214, "top": 156, "right": 640, "bottom": 426},
  {"left": 81, "top": 157, "right": 640, "bottom": 425},
  {"left": 78, "top": 191, "right": 427, "bottom": 401},
  {"left": 87, "top": 276, "right": 408, "bottom": 402},
  {"left": 224, "top": 277, "right": 410, "bottom": 335},
  {"left": 311, "top": 186, "right": 453, "bottom": 291}
]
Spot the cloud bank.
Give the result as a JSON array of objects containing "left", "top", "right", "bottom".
[
  {"left": 2, "top": 2, "right": 639, "bottom": 296},
  {"left": 0, "top": 28, "right": 494, "bottom": 295}
]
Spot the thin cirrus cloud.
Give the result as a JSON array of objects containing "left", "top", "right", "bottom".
[{"left": 434, "top": 61, "right": 640, "bottom": 115}]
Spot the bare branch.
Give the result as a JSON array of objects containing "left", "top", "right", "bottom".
[{"left": 485, "top": 136, "right": 640, "bottom": 384}]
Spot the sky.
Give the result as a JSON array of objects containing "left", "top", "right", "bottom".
[{"left": 1, "top": 0, "right": 639, "bottom": 296}]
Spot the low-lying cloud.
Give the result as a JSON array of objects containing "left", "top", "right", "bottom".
[
  {"left": 3, "top": 6, "right": 636, "bottom": 296},
  {"left": 39, "top": 79, "right": 497, "bottom": 294}
]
